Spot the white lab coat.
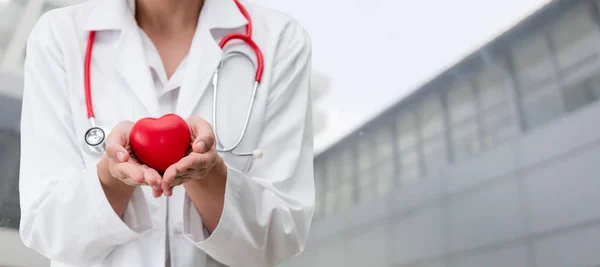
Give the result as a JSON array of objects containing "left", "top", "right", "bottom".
[{"left": 18, "top": 0, "right": 315, "bottom": 266}]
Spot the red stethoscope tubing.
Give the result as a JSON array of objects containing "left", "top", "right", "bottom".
[
  {"left": 84, "top": 31, "right": 96, "bottom": 119},
  {"left": 83, "top": 0, "right": 263, "bottom": 120}
]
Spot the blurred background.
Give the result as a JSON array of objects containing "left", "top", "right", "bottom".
[{"left": 2, "top": 0, "right": 600, "bottom": 266}]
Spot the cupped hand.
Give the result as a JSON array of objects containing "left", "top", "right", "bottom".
[
  {"left": 105, "top": 121, "right": 164, "bottom": 198},
  {"left": 160, "top": 116, "right": 223, "bottom": 196}
]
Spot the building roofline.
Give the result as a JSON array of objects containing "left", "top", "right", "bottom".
[{"left": 314, "top": 0, "right": 580, "bottom": 159}]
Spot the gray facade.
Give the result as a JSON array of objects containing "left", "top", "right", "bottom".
[{"left": 283, "top": 0, "right": 600, "bottom": 266}]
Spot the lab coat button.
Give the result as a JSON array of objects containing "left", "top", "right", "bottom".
[{"left": 174, "top": 223, "right": 182, "bottom": 235}]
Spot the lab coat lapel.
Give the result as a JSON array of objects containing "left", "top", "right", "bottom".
[
  {"left": 176, "top": 0, "right": 249, "bottom": 119},
  {"left": 115, "top": 23, "right": 161, "bottom": 118},
  {"left": 86, "top": 0, "right": 160, "bottom": 118},
  {"left": 176, "top": 27, "right": 222, "bottom": 119}
]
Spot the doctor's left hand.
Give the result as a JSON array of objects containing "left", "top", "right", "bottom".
[{"left": 160, "top": 116, "right": 226, "bottom": 196}]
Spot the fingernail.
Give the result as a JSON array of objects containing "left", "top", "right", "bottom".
[
  {"left": 116, "top": 151, "right": 125, "bottom": 162},
  {"left": 197, "top": 141, "right": 207, "bottom": 153}
]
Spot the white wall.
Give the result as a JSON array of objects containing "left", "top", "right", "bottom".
[{"left": 0, "top": 228, "right": 49, "bottom": 267}]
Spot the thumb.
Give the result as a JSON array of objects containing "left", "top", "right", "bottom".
[
  {"left": 105, "top": 121, "right": 134, "bottom": 162},
  {"left": 187, "top": 116, "right": 215, "bottom": 154},
  {"left": 115, "top": 150, "right": 129, "bottom": 163},
  {"left": 106, "top": 144, "right": 129, "bottom": 163}
]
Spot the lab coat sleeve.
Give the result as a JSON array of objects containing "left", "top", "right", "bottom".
[
  {"left": 18, "top": 13, "right": 152, "bottom": 266},
  {"left": 182, "top": 21, "right": 315, "bottom": 266}
]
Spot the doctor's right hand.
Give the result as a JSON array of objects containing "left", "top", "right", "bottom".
[{"left": 100, "top": 121, "right": 164, "bottom": 198}]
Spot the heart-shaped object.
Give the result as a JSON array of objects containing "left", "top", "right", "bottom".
[{"left": 130, "top": 114, "right": 190, "bottom": 173}]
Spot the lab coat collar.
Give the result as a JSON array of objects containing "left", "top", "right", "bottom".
[
  {"left": 84, "top": 0, "right": 129, "bottom": 31},
  {"left": 175, "top": 0, "right": 250, "bottom": 118},
  {"left": 84, "top": 0, "right": 249, "bottom": 118},
  {"left": 84, "top": 0, "right": 249, "bottom": 32}
]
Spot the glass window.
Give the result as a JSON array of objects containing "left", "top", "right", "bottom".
[
  {"left": 325, "top": 150, "right": 359, "bottom": 214},
  {"left": 375, "top": 126, "right": 394, "bottom": 162},
  {"left": 338, "top": 183, "right": 354, "bottom": 211},
  {"left": 358, "top": 174, "right": 376, "bottom": 202},
  {"left": 447, "top": 80, "right": 480, "bottom": 162},
  {"left": 476, "top": 62, "right": 518, "bottom": 148},
  {"left": 325, "top": 156, "right": 339, "bottom": 190},
  {"left": 451, "top": 120, "right": 480, "bottom": 162},
  {"left": 357, "top": 132, "right": 378, "bottom": 201},
  {"left": 418, "top": 94, "right": 447, "bottom": 174},
  {"left": 374, "top": 126, "right": 394, "bottom": 194},
  {"left": 564, "top": 70, "right": 600, "bottom": 112},
  {"left": 512, "top": 31, "right": 554, "bottom": 88},
  {"left": 418, "top": 94, "right": 444, "bottom": 139},
  {"left": 396, "top": 110, "right": 421, "bottom": 182},
  {"left": 358, "top": 133, "right": 375, "bottom": 172},
  {"left": 397, "top": 110, "right": 418, "bottom": 150},
  {"left": 378, "top": 163, "right": 394, "bottom": 195},
  {"left": 422, "top": 137, "right": 446, "bottom": 175},
  {"left": 339, "top": 146, "right": 354, "bottom": 184},
  {"left": 564, "top": 82, "right": 593, "bottom": 111},
  {"left": 323, "top": 155, "right": 340, "bottom": 216},
  {"left": 448, "top": 81, "right": 476, "bottom": 123},
  {"left": 513, "top": 32, "right": 563, "bottom": 131},
  {"left": 325, "top": 191, "right": 337, "bottom": 216},
  {"left": 399, "top": 148, "right": 420, "bottom": 183},
  {"left": 482, "top": 104, "right": 518, "bottom": 147},
  {"left": 337, "top": 146, "right": 356, "bottom": 210},
  {"left": 477, "top": 62, "right": 510, "bottom": 109},
  {"left": 521, "top": 84, "right": 563, "bottom": 130},
  {"left": 550, "top": 4, "right": 599, "bottom": 71}
]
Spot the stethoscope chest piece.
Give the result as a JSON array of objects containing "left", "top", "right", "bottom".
[{"left": 83, "top": 126, "right": 108, "bottom": 155}]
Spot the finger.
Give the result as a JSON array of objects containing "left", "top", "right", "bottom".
[
  {"left": 186, "top": 116, "right": 215, "bottom": 153},
  {"left": 162, "top": 164, "right": 179, "bottom": 185},
  {"left": 159, "top": 180, "right": 172, "bottom": 197},
  {"left": 141, "top": 167, "right": 157, "bottom": 187},
  {"left": 152, "top": 188, "right": 163, "bottom": 198},
  {"left": 162, "top": 154, "right": 202, "bottom": 184},
  {"left": 106, "top": 121, "right": 134, "bottom": 162},
  {"left": 171, "top": 177, "right": 188, "bottom": 187},
  {"left": 106, "top": 144, "right": 129, "bottom": 163},
  {"left": 153, "top": 170, "right": 162, "bottom": 189},
  {"left": 139, "top": 165, "right": 161, "bottom": 187},
  {"left": 118, "top": 177, "right": 140, "bottom": 187},
  {"left": 161, "top": 179, "right": 171, "bottom": 194},
  {"left": 113, "top": 162, "right": 144, "bottom": 184},
  {"left": 164, "top": 186, "right": 173, "bottom": 197}
]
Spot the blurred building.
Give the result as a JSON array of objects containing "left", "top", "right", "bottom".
[
  {"left": 283, "top": 0, "right": 600, "bottom": 267},
  {"left": 311, "top": 71, "right": 331, "bottom": 136},
  {"left": 1, "top": 1, "right": 69, "bottom": 266}
]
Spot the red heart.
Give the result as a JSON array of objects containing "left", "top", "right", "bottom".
[{"left": 130, "top": 114, "right": 190, "bottom": 173}]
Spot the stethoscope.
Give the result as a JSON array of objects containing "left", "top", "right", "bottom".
[{"left": 83, "top": 0, "right": 264, "bottom": 159}]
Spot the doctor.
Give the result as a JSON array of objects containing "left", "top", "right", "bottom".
[{"left": 18, "top": 0, "right": 314, "bottom": 266}]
